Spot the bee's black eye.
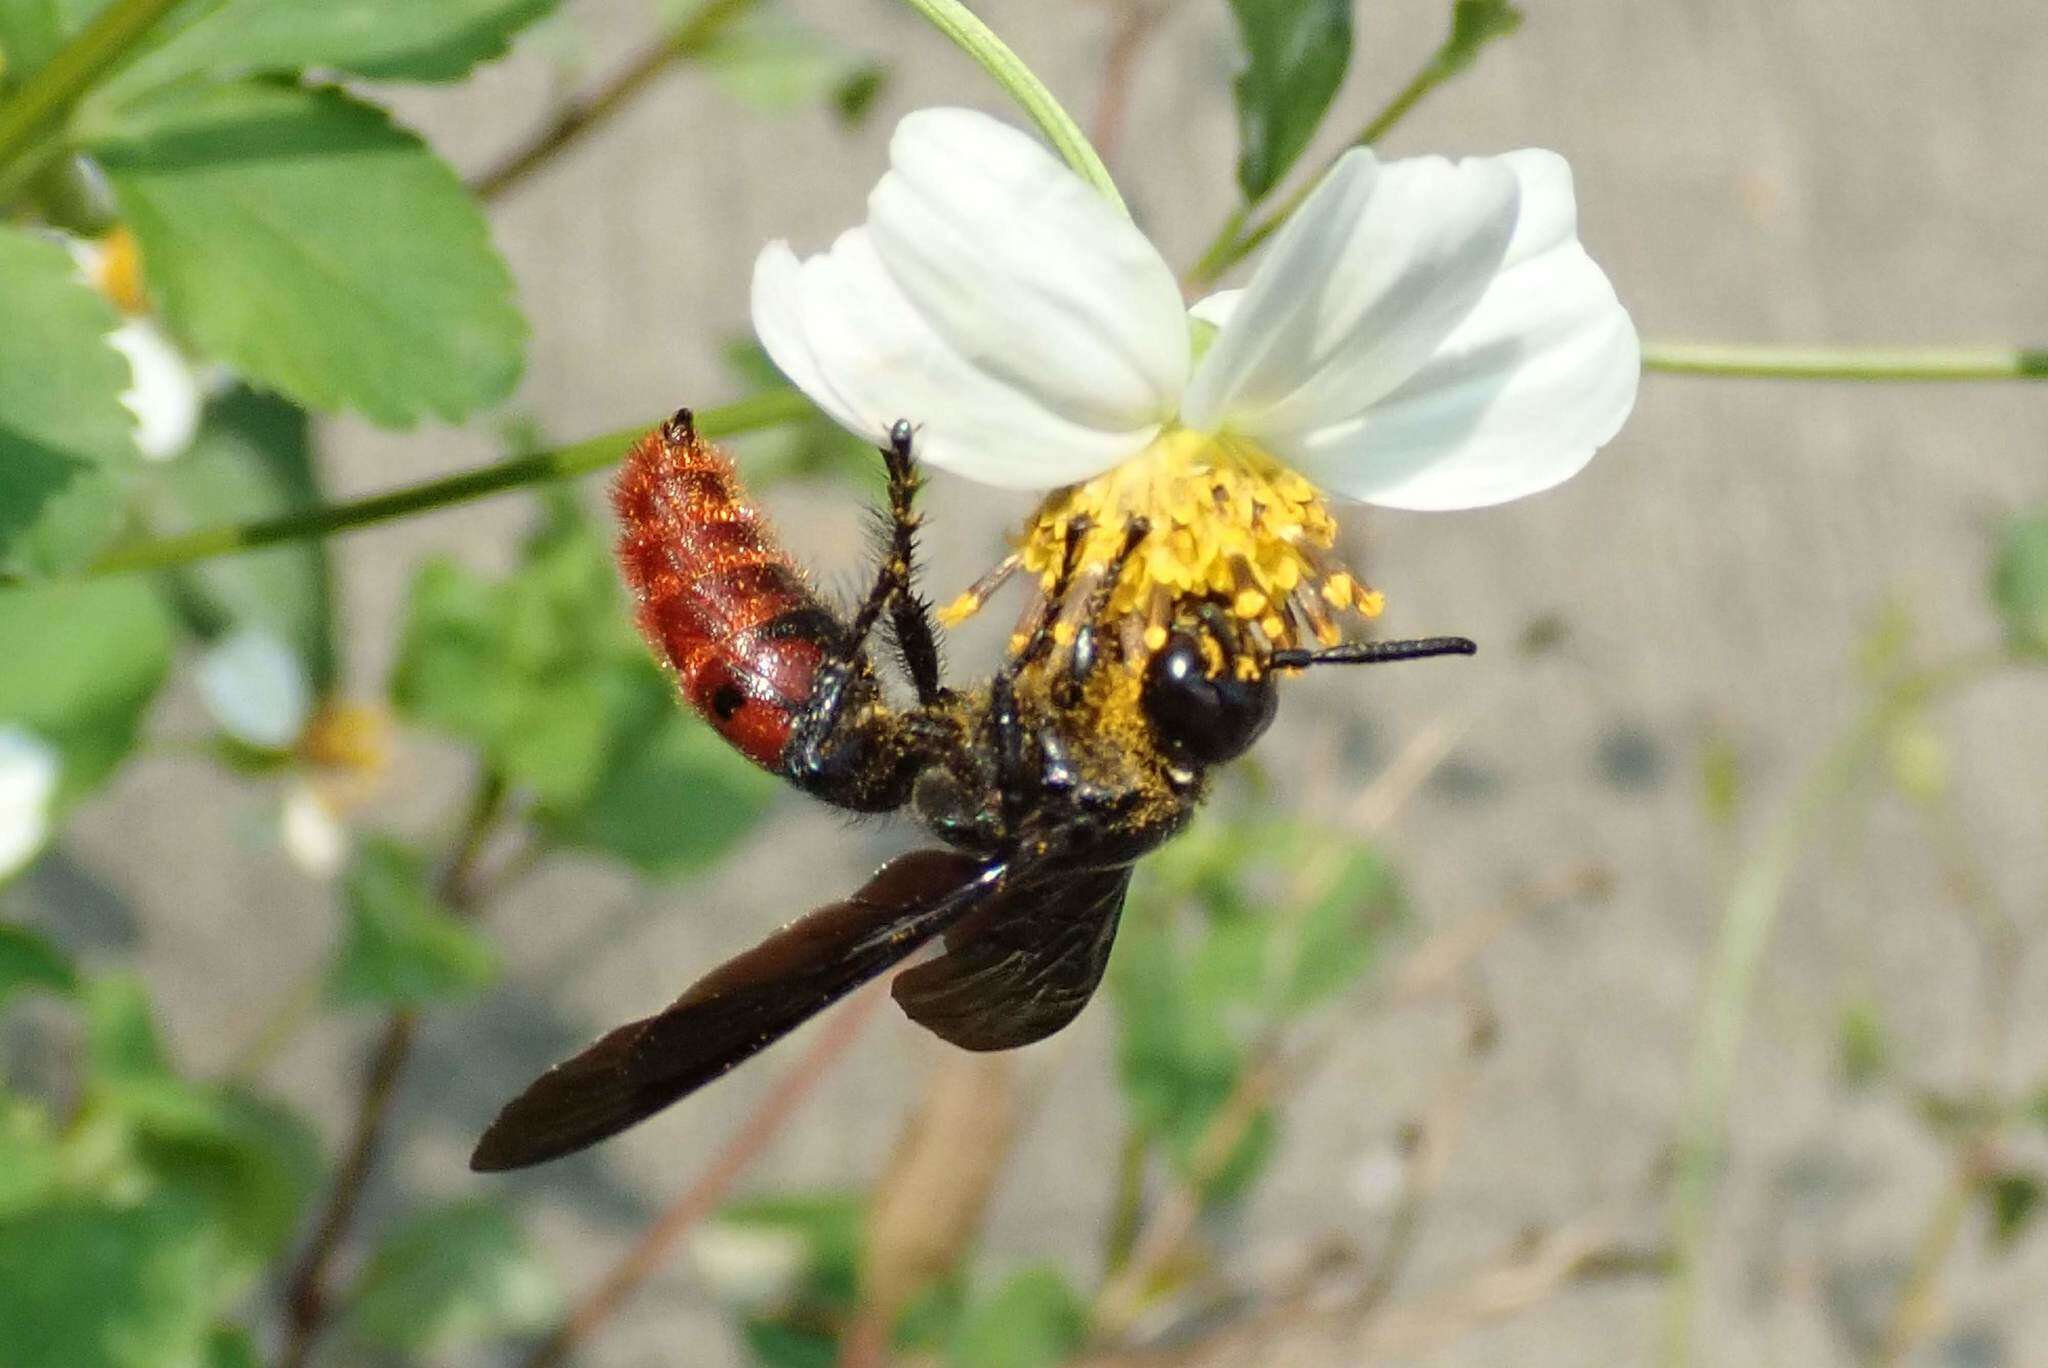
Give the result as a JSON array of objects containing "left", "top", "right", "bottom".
[{"left": 1140, "top": 632, "right": 1276, "bottom": 765}]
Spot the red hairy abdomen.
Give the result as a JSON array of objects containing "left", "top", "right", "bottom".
[{"left": 612, "top": 414, "right": 838, "bottom": 770}]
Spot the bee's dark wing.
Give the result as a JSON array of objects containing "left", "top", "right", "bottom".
[
  {"left": 471, "top": 849, "right": 1001, "bottom": 1172},
  {"left": 890, "top": 864, "right": 1133, "bottom": 1052}
]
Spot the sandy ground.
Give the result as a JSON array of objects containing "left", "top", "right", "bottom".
[{"left": 45, "top": 1, "right": 2048, "bottom": 1364}]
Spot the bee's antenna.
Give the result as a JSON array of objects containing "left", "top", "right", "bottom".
[{"left": 1269, "top": 636, "right": 1477, "bottom": 669}]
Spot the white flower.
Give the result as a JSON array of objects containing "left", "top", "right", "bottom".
[
  {"left": 108, "top": 317, "right": 202, "bottom": 461},
  {"left": 197, "top": 627, "right": 312, "bottom": 751},
  {"left": 281, "top": 782, "right": 348, "bottom": 879},
  {"left": 0, "top": 727, "right": 61, "bottom": 880},
  {"left": 64, "top": 231, "right": 203, "bottom": 461},
  {"left": 753, "top": 107, "right": 1637, "bottom": 509}
]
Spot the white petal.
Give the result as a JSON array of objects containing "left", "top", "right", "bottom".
[
  {"left": 281, "top": 784, "right": 347, "bottom": 879},
  {"left": 750, "top": 109, "right": 1179, "bottom": 490},
  {"left": 0, "top": 727, "right": 60, "bottom": 880},
  {"left": 108, "top": 318, "right": 201, "bottom": 461},
  {"left": 866, "top": 108, "right": 1188, "bottom": 431},
  {"left": 198, "top": 627, "right": 312, "bottom": 750},
  {"left": 1188, "top": 290, "right": 1244, "bottom": 330},
  {"left": 753, "top": 230, "right": 1158, "bottom": 489},
  {"left": 1183, "top": 148, "right": 1520, "bottom": 437},
  {"left": 1273, "top": 150, "right": 1640, "bottom": 510}
]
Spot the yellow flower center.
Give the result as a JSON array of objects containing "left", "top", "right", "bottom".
[
  {"left": 88, "top": 227, "right": 149, "bottom": 316},
  {"left": 940, "top": 428, "right": 1383, "bottom": 655}
]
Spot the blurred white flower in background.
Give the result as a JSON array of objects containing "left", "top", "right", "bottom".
[
  {"left": 0, "top": 727, "right": 60, "bottom": 881},
  {"left": 66, "top": 227, "right": 203, "bottom": 462},
  {"left": 754, "top": 108, "right": 1638, "bottom": 644},
  {"left": 198, "top": 627, "right": 313, "bottom": 752}
]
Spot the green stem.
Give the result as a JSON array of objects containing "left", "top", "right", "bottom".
[
  {"left": 467, "top": 0, "right": 761, "bottom": 202},
  {"left": 1658, "top": 653, "right": 2004, "bottom": 1366},
  {"left": 78, "top": 389, "right": 810, "bottom": 580},
  {"left": 0, "top": 0, "right": 189, "bottom": 172},
  {"left": 894, "top": 0, "right": 1125, "bottom": 215},
  {"left": 1643, "top": 343, "right": 2048, "bottom": 382},
  {"left": 1185, "top": 40, "right": 1466, "bottom": 286}
]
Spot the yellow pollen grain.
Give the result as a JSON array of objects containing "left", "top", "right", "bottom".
[
  {"left": 937, "top": 591, "right": 981, "bottom": 627},
  {"left": 1357, "top": 588, "right": 1387, "bottom": 619}
]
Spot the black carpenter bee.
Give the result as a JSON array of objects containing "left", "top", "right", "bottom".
[{"left": 470, "top": 412, "right": 1473, "bottom": 1171}]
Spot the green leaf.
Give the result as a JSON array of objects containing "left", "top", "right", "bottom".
[
  {"left": 0, "top": 1096, "right": 62, "bottom": 1217},
  {"left": 541, "top": 658, "right": 775, "bottom": 877},
  {"left": 1226, "top": 0, "right": 1352, "bottom": 201},
  {"left": 102, "top": 0, "right": 558, "bottom": 95},
  {"left": 0, "top": 0, "right": 96, "bottom": 83},
  {"left": 945, "top": 1266, "right": 1086, "bottom": 1368},
  {"left": 83, "top": 972, "right": 171, "bottom": 1082},
  {"left": 1985, "top": 1170, "right": 2044, "bottom": 1250},
  {"left": 698, "top": 10, "right": 881, "bottom": 115},
  {"left": 0, "top": 1195, "right": 224, "bottom": 1368},
  {"left": 716, "top": 1191, "right": 865, "bottom": 1310},
  {"left": 1433, "top": 0, "right": 1524, "bottom": 82},
  {"left": 91, "top": 82, "right": 524, "bottom": 425},
  {"left": 147, "top": 388, "right": 336, "bottom": 689},
  {"left": 0, "top": 225, "right": 139, "bottom": 576},
  {"left": 115, "top": 1082, "right": 323, "bottom": 1274},
  {"left": 0, "top": 922, "right": 79, "bottom": 1005},
  {"left": 202, "top": 1326, "right": 259, "bottom": 1368},
  {"left": 0, "top": 577, "right": 172, "bottom": 803},
  {"left": 1277, "top": 842, "right": 1399, "bottom": 1011},
  {"left": 327, "top": 838, "right": 497, "bottom": 1006},
  {"left": 344, "top": 1199, "right": 561, "bottom": 1354},
  {"left": 390, "top": 495, "right": 627, "bottom": 806},
  {"left": 1991, "top": 511, "right": 2048, "bottom": 658}
]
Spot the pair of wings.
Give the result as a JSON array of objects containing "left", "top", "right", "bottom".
[{"left": 470, "top": 850, "right": 1131, "bottom": 1171}]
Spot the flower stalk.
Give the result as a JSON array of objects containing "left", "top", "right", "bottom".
[
  {"left": 1643, "top": 342, "right": 2048, "bottom": 382},
  {"left": 0, "top": 0, "right": 189, "bottom": 175},
  {"left": 75, "top": 389, "right": 811, "bottom": 581},
  {"left": 894, "top": 0, "right": 1126, "bottom": 214}
]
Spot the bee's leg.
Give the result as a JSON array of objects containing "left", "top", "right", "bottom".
[
  {"left": 782, "top": 421, "right": 944, "bottom": 809},
  {"left": 878, "top": 421, "right": 946, "bottom": 706},
  {"left": 1055, "top": 517, "right": 1149, "bottom": 706},
  {"left": 987, "top": 517, "right": 1093, "bottom": 835}
]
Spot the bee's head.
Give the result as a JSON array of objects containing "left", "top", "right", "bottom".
[{"left": 1139, "top": 619, "right": 1277, "bottom": 767}]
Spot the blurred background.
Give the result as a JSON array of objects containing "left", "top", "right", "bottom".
[{"left": 4, "top": 1, "right": 2047, "bottom": 1365}]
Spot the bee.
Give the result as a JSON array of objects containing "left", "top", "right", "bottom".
[{"left": 470, "top": 411, "right": 1474, "bottom": 1171}]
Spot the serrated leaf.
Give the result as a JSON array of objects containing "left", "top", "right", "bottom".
[
  {"left": 101, "top": 0, "right": 558, "bottom": 96},
  {"left": 0, "top": 922, "right": 79, "bottom": 1005},
  {"left": 0, "top": 225, "right": 139, "bottom": 575},
  {"left": 0, "top": 577, "right": 172, "bottom": 804},
  {"left": 91, "top": 82, "right": 524, "bottom": 425},
  {"left": 945, "top": 1266, "right": 1086, "bottom": 1368},
  {"left": 541, "top": 658, "right": 775, "bottom": 876},
  {"left": 1226, "top": 0, "right": 1352, "bottom": 201},
  {"left": 343, "top": 1199, "right": 560, "bottom": 1354},
  {"left": 327, "top": 838, "right": 497, "bottom": 1006},
  {"left": 1991, "top": 512, "right": 2048, "bottom": 657},
  {"left": 148, "top": 388, "right": 336, "bottom": 689},
  {"left": 1434, "top": 0, "right": 1524, "bottom": 81},
  {"left": 0, "top": 1195, "right": 224, "bottom": 1368}
]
